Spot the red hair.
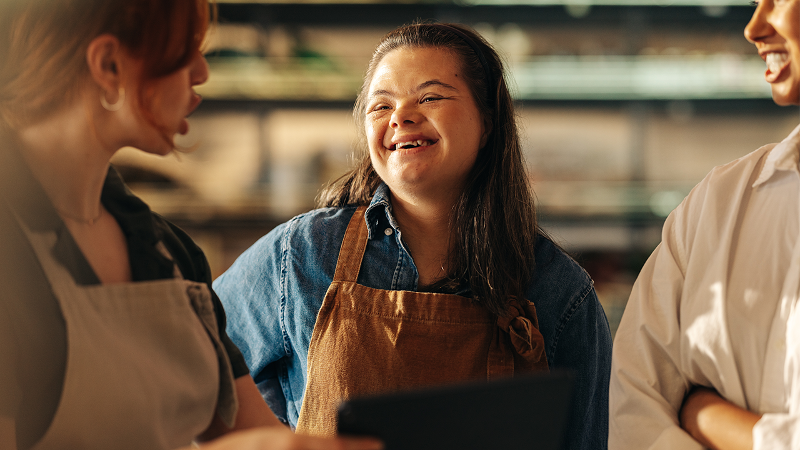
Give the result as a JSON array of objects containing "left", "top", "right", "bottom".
[{"left": 0, "top": 0, "right": 211, "bottom": 131}]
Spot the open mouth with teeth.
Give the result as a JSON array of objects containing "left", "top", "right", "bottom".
[
  {"left": 765, "top": 52, "right": 790, "bottom": 82},
  {"left": 391, "top": 139, "right": 438, "bottom": 150}
]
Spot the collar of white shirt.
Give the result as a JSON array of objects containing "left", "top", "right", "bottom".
[{"left": 753, "top": 123, "right": 800, "bottom": 188}]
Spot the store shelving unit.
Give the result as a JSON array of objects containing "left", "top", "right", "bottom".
[
  {"left": 110, "top": 0, "right": 800, "bottom": 334},
  {"left": 118, "top": 3, "right": 794, "bottom": 308},
  {"left": 169, "top": 1, "right": 783, "bottom": 231}
]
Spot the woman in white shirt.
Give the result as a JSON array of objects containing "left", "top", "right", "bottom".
[{"left": 609, "top": 1, "right": 800, "bottom": 449}]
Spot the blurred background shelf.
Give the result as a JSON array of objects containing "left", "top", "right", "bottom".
[
  {"left": 112, "top": 1, "right": 800, "bottom": 336},
  {"left": 200, "top": 54, "right": 770, "bottom": 101}
]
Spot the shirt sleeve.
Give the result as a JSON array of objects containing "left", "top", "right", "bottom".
[
  {"left": 608, "top": 209, "right": 702, "bottom": 450},
  {"left": 753, "top": 414, "right": 800, "bottom": 449},
  {"left": 213, "top": 223, "right": 290, "bottom": 382},
  {"left": 551, "top": 282, "right": 613, "bottom": 450}
]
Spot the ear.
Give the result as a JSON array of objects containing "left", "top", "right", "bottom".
[{"left": 85, "top": 34, "right": 123, "bottom": 99}]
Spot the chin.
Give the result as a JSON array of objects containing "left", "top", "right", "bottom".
[
  {"left": 771, "top": 93, "right": 800, "bottom": 107},
  {"left": 770, "top": 81, "right": 800, "bottom": 106}
]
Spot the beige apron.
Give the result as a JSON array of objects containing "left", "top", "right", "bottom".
[
  {"left": 15, "top": 214, "right": 238, "bottom": 450},
  {"left": 296, "top": 206, "right": 548, "bottom": 436}
]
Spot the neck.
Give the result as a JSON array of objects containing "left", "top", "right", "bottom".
[
  {"left": 390, "top": 189, "right": 458, "bottom": 286},
  {"left": 17, "top": 105, "right": 115, "bottom": 222}
]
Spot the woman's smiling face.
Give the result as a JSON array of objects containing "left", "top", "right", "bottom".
[
  {"left": 745, "top": 0, "right": 800, "bottom": 105},
  {"left": 364, "top": 46, "right": 486, "bottom": 202}
]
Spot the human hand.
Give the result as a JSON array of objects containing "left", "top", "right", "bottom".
[
  {"left": 679, "top": 386, "right": 759, "bottom": 450},
  {"left": 190, "top": 426, "right": 383, "bottom": 450}
]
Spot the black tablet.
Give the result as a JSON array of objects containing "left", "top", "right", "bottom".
[{"left": 337, "top": 371, "right": 574, "bottom": 450}]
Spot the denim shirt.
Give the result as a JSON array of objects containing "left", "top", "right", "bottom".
[{"left": 214, "top": 183, "right": 612, "bottom": 450}]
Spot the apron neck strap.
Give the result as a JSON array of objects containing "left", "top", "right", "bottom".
[{"left": 332, "top": 206, "right": 369, "bottom": 283}]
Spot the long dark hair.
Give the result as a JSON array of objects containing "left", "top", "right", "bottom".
[{"left": 319, "top": 22, "right": 543, "bottom": 318}]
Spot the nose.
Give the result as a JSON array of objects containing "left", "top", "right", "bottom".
[
  {"left": 744, "top": 2, "right": 773, "bottom": 44},
  {"left": 390, "top": 103, "right": 421, "bottom": 129},
  {"left": 191, "top": 51, "right": 210, "bottom": 86}
]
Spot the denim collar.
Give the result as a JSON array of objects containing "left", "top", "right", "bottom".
[{"left": 364, "top": 182, "right": 401, "bottom": 241}]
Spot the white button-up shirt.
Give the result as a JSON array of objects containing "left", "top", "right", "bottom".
[{"left": 610, "top": 124, "right": 800, "bottom": 450}]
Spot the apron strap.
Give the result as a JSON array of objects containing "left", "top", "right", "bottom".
[
  {"left": 332, "top": 206, "right": 369, "bottom": 283},
  {"left": 156, "top": 241, "right": 239, "bottom": 427},
  {"left": 184, "top": 282, "right": 240, "bottom": 428}
]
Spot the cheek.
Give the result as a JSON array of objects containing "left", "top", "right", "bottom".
[
  {"left": 364, "top": 124, "right": 383, "bottom": 167},
  {"left": 450, "top": 115, "right": 483, "bottom": 151},
  {"left": 365, "top": 119, "right": 386, "bottom": 149},
  {"left": 141, "top": 84, "right": 170, "bottom": 115},
  {"left": 367, "top": 145, "right": 390, "bottom": 182},
  {"left": 777, "top": 7, "right": 800, "bottom": 50}
]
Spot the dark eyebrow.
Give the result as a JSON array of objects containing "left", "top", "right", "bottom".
[
  {"left": 417, "top": 79, "right": 458, "bottom": 92},
  {"left": 369, "top": 79, "right": 459, "bottom": 99}
]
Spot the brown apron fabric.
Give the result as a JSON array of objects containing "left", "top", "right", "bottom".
[
  {"left": 14, "top": 214, "right": 238, "bottom": 450},
  {"left": 295, "top": 206, "right": 547, "bottom": 436}
]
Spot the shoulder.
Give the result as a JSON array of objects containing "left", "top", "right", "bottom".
[
  {"left": 528, "top": 234, "right": 594, "bottom": 304},
  {"left": 217, "top": 206, "right": 358, "bottom": 283},
  {"left": 285, "top": 206, "right": 359, "bottom": 238},
  {"left": 682, "top": 143, "right": 775, "bottom": 210},
  {"left": 254, "top": 206, "right": 357, "bottom": 258},
  {"left": 666, "top": 143, "right": 776, "bottom": 255},
  {"left": 708, "top": 143, "right": 776, "bottom": 179}
]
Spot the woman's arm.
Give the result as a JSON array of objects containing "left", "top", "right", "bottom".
[
  {"left": 199, "top": 375, "right": 284, "bottom": 441},
  {"left": 552, "top": 286, "right": 612, "bottom": 450},
  {"left": 230, "top": 375, "right": 285, "bottom": 429},
  {"left": 680, "top": 387, "right": 760, "bottom": 450}
]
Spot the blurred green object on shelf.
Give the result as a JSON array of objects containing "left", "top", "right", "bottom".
[{"left": 199, "top": 54, "right": 771, "bottom": 101}]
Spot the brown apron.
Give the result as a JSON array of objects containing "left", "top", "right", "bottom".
[
  {"left": 295, "top": 206, "right": 548, "bottom": 436},
  {"left": 14, "top": 213, "right": 238, "bottom": 450}
]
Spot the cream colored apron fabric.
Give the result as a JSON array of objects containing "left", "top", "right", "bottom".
[
  {"left": 15, "top": 215, "right": 238, "bottom": 450},
  {"left": 295, "top": 206, "right": 548, "bottom": 436}
]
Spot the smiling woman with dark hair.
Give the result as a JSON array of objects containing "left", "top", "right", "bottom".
[
  {"left": 215, "top": 22, "right": 612, "bottom": 450},
  {"left": 609, "top": 1, "right": 800, "bottom": 449}
]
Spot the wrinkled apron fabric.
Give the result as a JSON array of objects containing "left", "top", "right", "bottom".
[
  {"left": 15, "top": 214, "right": 238, "bottom": 450},
  {"left": 296, "top": 206, "right": 548, "bottom": 436}
]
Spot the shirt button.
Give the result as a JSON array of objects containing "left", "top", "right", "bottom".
[{"left": 384, "top": 228, "right": 393, "bottom": 236}]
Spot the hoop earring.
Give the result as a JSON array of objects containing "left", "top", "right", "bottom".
[{"left": 100, "top": 87, "right": 125, "bottom": 112}]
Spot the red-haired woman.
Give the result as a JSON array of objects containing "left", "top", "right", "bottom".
[{"left": 0, "top": 1, "right": 382, "bottom": 450}]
